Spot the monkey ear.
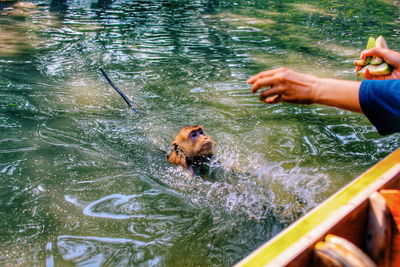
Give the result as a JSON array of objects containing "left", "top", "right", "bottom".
[
  {"left": 167, "top": 151, "right": 187, "bottom": 168},
  {"left": 167, "top": 143, "right": 187, "bottom": 168},
  {"left": 172, "top": 142, "right": 179, "bottom": 151}
]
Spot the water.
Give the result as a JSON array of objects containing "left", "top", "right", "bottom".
[{"left": 1, "top": 0, "right": 399, "bottom": 266}]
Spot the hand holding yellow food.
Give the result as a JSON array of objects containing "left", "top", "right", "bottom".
[{"left": 354, "top": 36, "right": 392, "bottom": 77}]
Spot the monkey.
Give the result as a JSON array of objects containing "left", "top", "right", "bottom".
[
  {"left": 167, "top": 125, "right": 216, "bottom": 171},
  {"left": 98, "top": 70, "right": 218, "bottom": 176}
]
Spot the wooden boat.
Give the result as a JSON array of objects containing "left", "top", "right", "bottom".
[{"left": 235, "top": 148, "right": 400, "bottom": 267}]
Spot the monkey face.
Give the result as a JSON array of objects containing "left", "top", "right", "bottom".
[
  {"left": 178, "top": 126, "right": 214, "bottom": 157},
  {"left": 168, "top": 126, "right": 215, "bottom": 167}
]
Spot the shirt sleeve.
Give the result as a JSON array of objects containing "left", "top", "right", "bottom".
[{"left": 359, "top": 79, "right": 400, "bottom": 135}]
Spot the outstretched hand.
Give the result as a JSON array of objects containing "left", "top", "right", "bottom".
[
  {"left": 247, "top": 67, "right": 362, "bottom": 112},
  {"left": 247, "top": 68, "right": 318, "bottom": 104},
  {"left": 360, "top": 47, "right": 400, "bottom": 80}
]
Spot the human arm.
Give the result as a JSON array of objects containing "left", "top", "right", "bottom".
[
  {"left": 247, "top": 68, "right": 363, "bottom": 113},
  {"left": 359, "top": 47, "right": 400, "bottom": 80},
  {"left": 247, "top": 68, "right": 400, "bottom": 135}
]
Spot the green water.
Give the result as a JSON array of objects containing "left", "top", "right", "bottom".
[{"left": 1, "top": 0, "right": 399, "bottom": 266}]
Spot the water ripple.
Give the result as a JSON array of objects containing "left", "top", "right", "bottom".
[{"left": 1, "top": 1, "right": 399, "bottom": 266}]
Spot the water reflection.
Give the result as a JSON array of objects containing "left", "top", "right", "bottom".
[
  {"left": 0, "top": 2, "right": 38, "bottom": 56},
  {"left": 1, "top": 0, "right": 400, "bottom": 266},
  {"left": 56, "top": 235, "right": 158, "bottom": 265}
]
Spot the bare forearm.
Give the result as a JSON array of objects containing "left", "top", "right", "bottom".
[
  {"left": 248, "top": 68, "right": 363, "bottom": 113},
  {"left": 313, "top": 78, "right": 362, "bottom": 113}
]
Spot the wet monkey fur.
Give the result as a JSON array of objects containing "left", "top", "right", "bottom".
[{"left": 168, "top": 125, "right": 215, "bottom": 169}]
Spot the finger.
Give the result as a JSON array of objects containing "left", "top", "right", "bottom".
[
  {"left": 247, "top": 68, "right": 279, "bottom": 84},
  {"left": 258, "top": 87, "right": 283, "bottom": 101},
  {"left": 247, "top": 67, "right": 287, "bottom": 84},
  {"left": 364, "top": 68, "right": 372, "bottom": 80},
  {"left": 247, "top": 71, "right": 269, "bottom": 84},
  {"left": 361, "top": 48, "right": 400, "bottom": 67},
  {"left": 251, "top": 76, "right": 279, "bottom": 94},
  {"left": 360, "top": 47, "right": 384, "bottom": 58},
  {"left": 264, "top": 94, "right": 281, "bottom": 104},
  {"left": 355, "top": 65, "right": 361, "bottom": 72}
]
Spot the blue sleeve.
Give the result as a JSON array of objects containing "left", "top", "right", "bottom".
[{"left": 359, "top": 80, "right": 400, "bottom": 135}]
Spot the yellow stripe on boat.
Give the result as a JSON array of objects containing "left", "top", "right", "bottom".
[{"left": 235, "top": 148, "right": 400, "bottom": 267}]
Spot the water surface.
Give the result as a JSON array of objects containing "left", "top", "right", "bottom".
[{"left": 1, "top": 0, "right": 399, "bottom": 266}]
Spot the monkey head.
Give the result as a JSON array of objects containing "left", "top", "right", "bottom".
[{"left": 168, "top": 125, "right": 215, "bottom": 168}]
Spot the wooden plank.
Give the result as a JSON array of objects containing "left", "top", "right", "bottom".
[
  {"left": 380, "top": 190, "right": 400, "bottom": 231},
  {"left": 391, "top": 234, "right": 400, "bottom": 267},
  {"left": 380, "top": 190, "right": 400, "bottom": 267},
  {"left": 365, "top": 192, "right": 391, "bottom": 267},
  {"left": 235, "top": 148, "right": 400, "bottom": 267}
]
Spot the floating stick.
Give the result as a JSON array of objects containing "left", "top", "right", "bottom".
[{"left": 99, "top": 68, "right": 138, "bottom": 112}]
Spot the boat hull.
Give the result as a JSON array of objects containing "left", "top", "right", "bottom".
[{"left": 235, "top": 148, "right": 400, "bottom": 267}]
